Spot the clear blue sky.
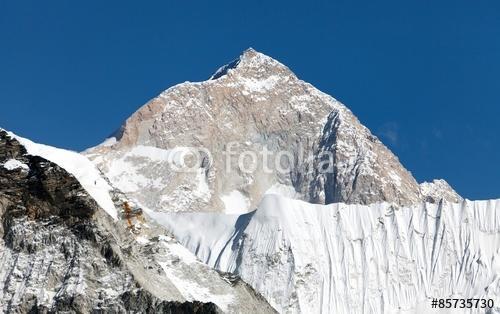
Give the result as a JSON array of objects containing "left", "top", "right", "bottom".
[{"left": 0, "top": 0, "right": 499, "bottom": 200}]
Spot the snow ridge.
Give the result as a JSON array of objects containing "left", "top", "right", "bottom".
[{"left": 7, "top": 132, "right": 118, "bottom": 220}]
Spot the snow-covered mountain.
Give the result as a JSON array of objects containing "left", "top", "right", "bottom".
[
  {"left": 0, "top": 130, "right": 275, "bottom": 313},
  {"left": 84, "top": 48, "right": 460, "bottom": 214},
  {"left": 2, "top": 49, "right": 496, "bottom": 314}
]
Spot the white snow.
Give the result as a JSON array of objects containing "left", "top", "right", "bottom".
[
  {"left": 155, "top": 234, "right": 235, "bottom": 311},
  {"left": 158, "top": 261, "right": 234, "bottom": 311},
  {"left": 145, "top": 208, "right": 240, "bottom": 268},
  {"left": 154, "top": 195, "right": 500, "bottom": 314},
  {"left": 128, "top": 145, "right": 174, "bottom": 162},
  {"left": 135, "top": 236, "right": 150, "bottom": 245},
  {"left": 264, "top": 183, "right": 300, "bottom": 199},
  {"left": 240, "top": 75, "right": 281, "bottom": 93},
  {"left": 420, "top": 179, "right": 462, "bottom": 203},
  {"left": 7, "top": 132, "right": 118, "bottom": 220},
  {"left": 160, "top": 241, "right": 199, "bottom": 265},
  {"left": 220, "top": 190, "right": 250, "bottom": 214},
  {"left": 192, "top": 169, "right": 211, "bottom": 200},
  {"left": 102, "top": 145, "right": 202, "bottom": 194},
  {"left": 2, "top": 159, "right": 29, "bottom": 171},
  {"left": 99, "top": 137, "right": 117, "bottom": 147},
  {"left": 112, "top": 145, "right": 197, "bottom": 167}
]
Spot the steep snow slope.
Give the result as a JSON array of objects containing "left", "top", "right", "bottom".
[
  {"left": 155, "top": 194, "right": 500, "bottom": 313},
  {"left": 85, "top": 48, "right": 461, "bottom": 212},
  {"left": 5, "top": 131, "right": 118, "bottom": 220}
]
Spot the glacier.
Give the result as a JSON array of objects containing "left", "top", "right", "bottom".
[{"left": 152, "top": 194, "right": 500, "bottom": 313}]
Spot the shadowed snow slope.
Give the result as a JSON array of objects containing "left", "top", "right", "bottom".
[{"left": 154, "top": 194, "right": 500, "bottom": 314}]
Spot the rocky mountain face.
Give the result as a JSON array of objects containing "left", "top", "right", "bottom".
[
  {"left": 0, "top": 130, "right": 276, "bottom": 313},
  {"left": 85, "top": 48, "right": 460, "bottom": 214}
]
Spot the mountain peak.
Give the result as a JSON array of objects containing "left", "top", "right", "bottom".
[
  {"left": 210, "top": 48, "right": 290, "bottom": 80},
  {"left": 85, "top": 49, "right": 464, "bottom": 212},
  {"left": 241, "top": 47, "right": 258, "bottom": 57},
  {"left": 239, "top": 47, "right": 273, "bottom": 63}
]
